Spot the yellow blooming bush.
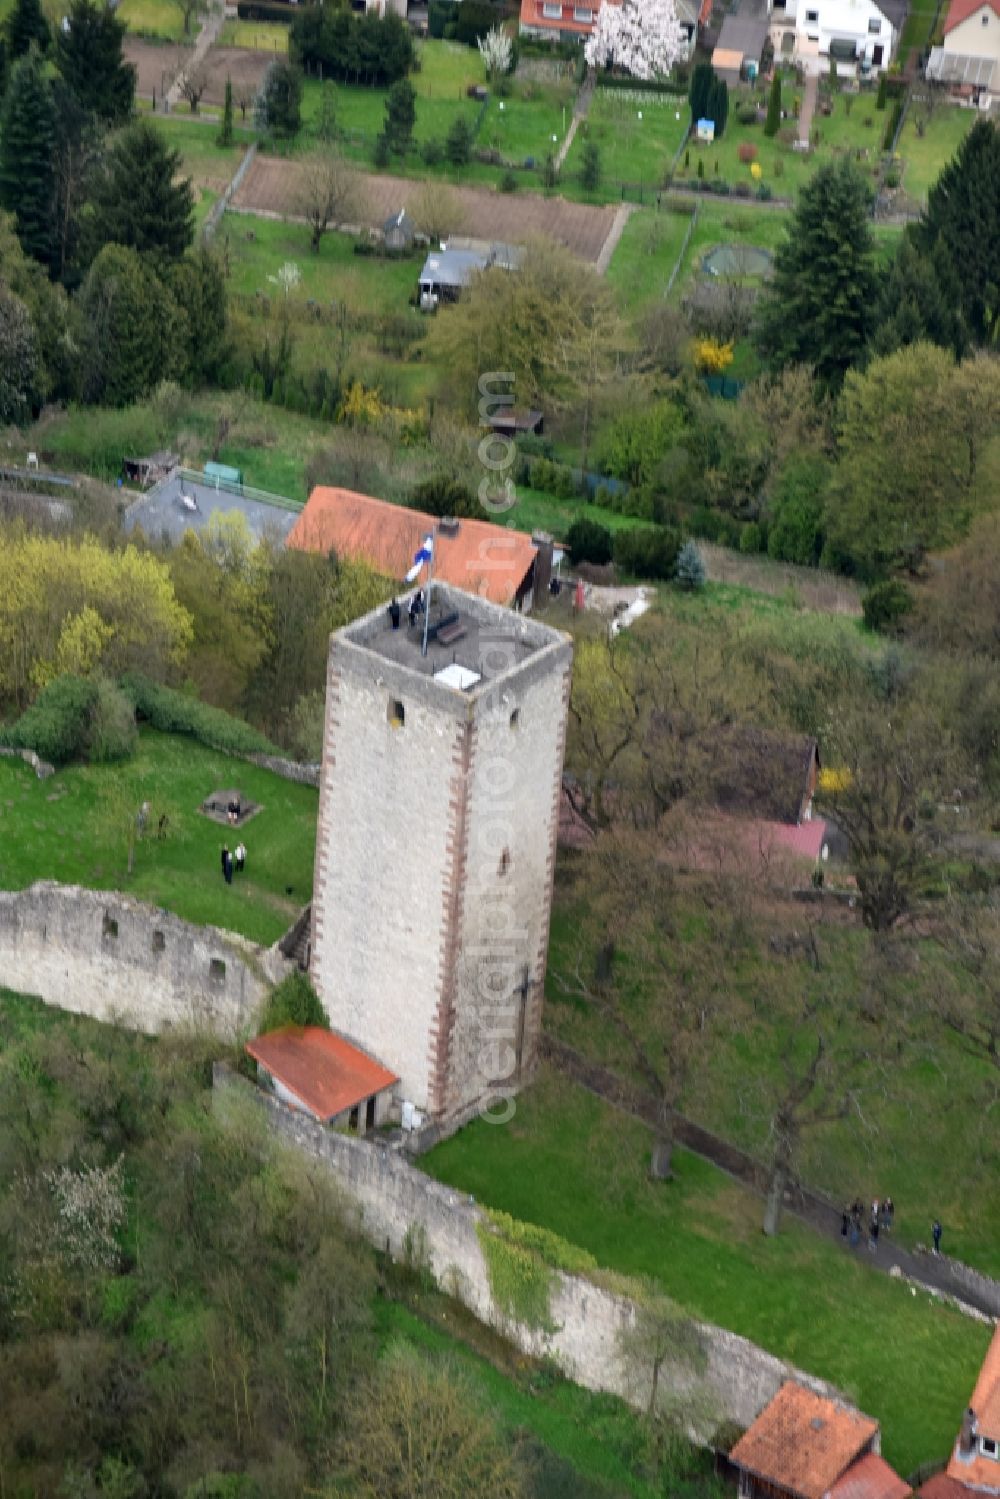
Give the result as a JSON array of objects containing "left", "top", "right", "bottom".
[{"left": 692, "top": 336, "right": 735, "bottom": 375}]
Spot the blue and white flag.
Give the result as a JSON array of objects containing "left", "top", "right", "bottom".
[{"left": 405, "top": 533, "right": 434, "bottom": 584}]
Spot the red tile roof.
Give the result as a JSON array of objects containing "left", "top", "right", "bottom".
[
  {"left": 828, "top": 1453, "right": 911, "bottom": 1499},
  {"left": 730, "top": 1383, "right": 879, "bottom": 1499},
  {"left": 286, "top": 487, "right": 538, "bottom": 607},
  {"left": 919, "top": 1477, "right": 977, "bottom": 1499},
  {"left": 947, "top": 1325, "right": 1000, "bottom": 1494},
  {"left": 943, "top": 0, "right": 1000, "bottom": 33},
  {"left": 246, "top": 1026, "right": 398, "bottom": 1121}
]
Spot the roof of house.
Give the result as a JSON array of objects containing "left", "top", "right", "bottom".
[
  {"left": 919, "top": 1477, "right": 977, "bottom": 1499},
  {"left": 943, "top": 0, "right": 1000, "bottom": 33},
  {"left": 383, "top": 207, "right": 415, "bottom": 236},
  {"left": 828, "top": 1453, "right": 912, "bottom": 1499},
  {"left": 246, "top": 1026, "right": 398, "bottom": 1121},
  {"left": 947, "top": 1325, "right": 1000, "bottom": 1493},
  {"left": 715, "top": 12, "right": 769, "bottom": 56},
  {"left": 519, "top": 0, "right": 602, "bottom": 34},
  {"left": 712, "top": 45, "right": 745, "bottom": 68},
  {"left": 730, "top": 1382, "right": 879, "bottom": 1499},
  {"left": 286, "top": 487, "right": 539, "bottom": 605},
  {"left": 705, "top": 726, "right": 819, "bottom": 826}
]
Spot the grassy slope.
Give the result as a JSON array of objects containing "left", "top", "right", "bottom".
[
  {"left": 898, "top": 104, "right": 975, "bottom": 203},
  {"left": 424, "top": 1068, "right": 991, "bottom": 1479},
  {"left": 0, "top": 729, "right": 316, "bottom": 944}
]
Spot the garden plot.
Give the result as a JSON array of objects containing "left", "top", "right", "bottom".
[
  {"left": 125, "top": 38, "right": 187, "bottom": 99},
  {"left": 564, "top": 88, "right": 691, "bottom": 187}
]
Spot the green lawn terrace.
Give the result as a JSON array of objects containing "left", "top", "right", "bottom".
[
  {"left": 217, "top": 18, "right": 289, "bottom": 52},
  {"left": 424, "top": 1067, "right": 993, "bottom": 1480},
  {"left": 897, "top": 101, "right": 976, "bottom": 204},
  {"left": 674, "top": 83, "right": 889, "bottom": 200},
  {"left": 563, "top": 87, "right": 691, "bottom": 192},
  {"left": 117, "top": 0, "right": 188, "bottom": 40},
  {"left": 299, "top": 40, "right": 483, "bottom": 149},
  {"left": 0, "top": 730, "right": 317, "bottom": 946}
]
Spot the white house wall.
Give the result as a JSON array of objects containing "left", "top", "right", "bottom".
[
  {"left": 943, "top": 4, "right": 1000, "bottom": 60},
  {"left": 794, "top": 0, "right": 895, "bottom": 64}
]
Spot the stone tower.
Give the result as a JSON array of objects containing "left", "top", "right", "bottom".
[{"left": 309, "top": 584, "right": 572, "bottom": 1125}]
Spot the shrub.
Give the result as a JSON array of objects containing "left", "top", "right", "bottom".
[
  {"left": 876, "top": 71, "right": 888, "bottom": 109},
  {"left": 675, "top": 539, "right": 706, "bottom": 590},
  {"left": 421, "top": 136, "right": 443, "bottom": 166},
  {"left": 87, "top": 678, "right": 138, "bottom": 762},
  {"left": 411, "top": 474, "right": 478, "bottom": 517},
  {"left": 737, "top": 104, "right": 758, "bottom": 126},
  {"left": 259, "top": 972, "right": 328, "bottom": 1033},
  {"left": 885, "top": 168, "right": 900, "bottom": 189},
  {"left": 373, "top": 132, "right": 390, "bottom": 167},
  {"left": 567, "top": 517, "right": 613, "bottom": 566},
  {"left": 613, "top": 526, "right": 680, "bottom": 580},
  {"left": 862, "top": 578, "right": 913, "bottom": 633},
  {"left": 737, "top": 141, "right": 757, "bottom": 163},
  {"left": 882, "top": 99, "right": 902, "bottom": 152},
  {"left": 739, "top": 521, "right": 764, "bottom": 554},
  {"left": 120, "top": 674, "right": 279, "bottom": 756},
  {"left": 767, "top": 455, "right": 828, "bottom": 566},
  {"left": 8, "top": 675, "right": 99, "bottom": 765},
  {"left": 499, "top": 169, "right": 518, "bottom": 192}
]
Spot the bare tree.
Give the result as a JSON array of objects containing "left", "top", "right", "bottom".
[
  {"left": 178, "top": 59, "right": 210, "bottom": 114},
  {"left": 937, "top": 895, "right": 1000, "bottom": 1070},
  {"left": 298, "top": 150, "right": 364, "bottom": 252},
  {"left": 411, "top": 178, "right": 466, "bottom": 245}
]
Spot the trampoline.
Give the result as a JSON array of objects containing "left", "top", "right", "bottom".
[{"left": 702, "top": 243, "right": 773, "bottom": 277}]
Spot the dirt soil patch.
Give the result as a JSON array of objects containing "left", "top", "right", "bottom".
[
  {"left": 125, "top": 37, "right": 187, "bottom": 98},
  {"left": 198, "top": 46, "right": 272, "bottom": 109},
  {"left": 232, "top": 156, "right": 620, "bottom": 263}
]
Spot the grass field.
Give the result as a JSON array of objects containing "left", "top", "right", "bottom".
[
  {"left": 564, "top": 89, "right": 691, "bottom": 190},
  {"left": 217, "top": 18, "right": 288, "bottom": 50},
  {"left": 0, "top": 730, "right": 316, "bottom": 944},
  {"left": 118, "top": 0, "right": 187, "bottom": 40},
  {"left": 507, "top": 485, "right": 656, "bottom": 541},
  {"left": 424, "top": 1068, "right": 992, "bottom": 1479},
  {"left": 898, "top": 0, "right": 939, "bottom": 63},
  {"left": 605, "top": 204, "right": 695, "bottom": 314},
  {"left": 221, "top": 210, "right": 420, "bottom": 308},
  {"left": 151, "top": 115, "right": 253, "bottom": 186},
  {"left": 664, "top": 200, "right": 793, "bottom": 305},
  {"left": 898, "top": 102, "right": 975, "bottom": 202}
]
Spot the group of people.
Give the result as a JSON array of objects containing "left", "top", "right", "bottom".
[
  {"left": 841, "top": 1196, "right": 895, "bottom": 1251},
  {"left": 221, "top": 842, "right": 246, "bottom": 886}
]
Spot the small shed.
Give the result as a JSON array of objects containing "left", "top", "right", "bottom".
[
  {"left": 122, "top": 451, "right": 179, "bottom": 488},
  {"left": 246, "top": 1026, "right": 399, "bottom": 1134},
  {"left": 696, "top": 116, "right": 717, "bottom": 141},
  {"left": 383, "top": 207, "right": 417, "bottom": 252}
]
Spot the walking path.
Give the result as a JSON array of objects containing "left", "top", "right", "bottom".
[
  {"left": 167, "top": 0, "right": 225, "bottom": 109},
  {"left": 542, "top": 1034, "right": 1000, "bottom": 1320},
  {"left": 554, "top": 71, "right": 595, "bottom": 171},
  {"left": 798, "top": 71, "right": 818, "bottom": 146},
  {"left": 595, "top": 202, "right": 634, "bottom": 275}
]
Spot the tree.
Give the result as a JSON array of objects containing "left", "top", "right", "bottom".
[
  {"left": 756, "top": 159, "right": 878, "bottom": 391},
  {"left": 87, "top": 119, "right": 194, "bottom": 267},
  {"left": 426, "top": 237, "right": 619, "bottom": 415},
  {"left": 764, "top": 72, "right": 781, "bottom": 137},
  {"left": 706, "top": 74, "right": 728, "bottom": 137},
  {"left": 328, "top": 1344, "right": 525, "bottom": 1499},
  {"left": 688, "top": 61, "right": 714, "bottom": 122},
  {"left": 937, "top": 895, "right": 1000, "bottom": 1073},
  {"left": 168, "top": 244, "right": 229, "bottom": 384},
  {"left": 55, "top": 0, "right": 134, "bottom": 123},
  {"left": 874, "top": 233, "right": 966, "bottom": 358},
  {"left": 50, "top": 77, "right": 101, "bottom": 285},
  {"left": 316, "top": 79, "right": 336, "bottom": 142},
  {"left": 0, "top": 284, "right": 40, "bottom": 424},
  {"left": 914, "top": 117, "right": 1000, "bottom": 346},
  {"left": 766, "top": 454, "right": 829, "bottom": 566},
  {"left": 178, "top": 57, "right": 209, "bottom": 114},
  {"left": 477, "top": 23, "right": 512, "bottom": 79},
  {"left": 585, "top": 0, "right": 684, "bottom": 80},
  {"left": 618, "top": 1280, "right": 707, "bottom": 1422},
  {"left": 79, "top": 243, "right": 187, "bottom": 405},
  {"left": 824, "top": 344, "right": 1000, "bottom": 577},
  {"left": 4, "top": 0, "right": 49, "bottom": 60},
  {"left": 0, "top": 208, "right": 76, "bottom": 398},
  {"left": 299, "top": 150, "right": 363, "bottom": 252},
  {"left": 168, "top": 0, "right": 204, "bottom": 38},
  {"left": 580, "top": 138, "right": 601, "bottom": 192},
  {"left": 256, "top": 59, "right": 302, "bottom": 137},
  {"left": 411, "top": 177, "right": 466, "bottom": 243},
  {"left": 218, "top": 73, "right": 233, "bottom": 146},
  {"left": 0, "top": 50, "right": 56, "bottom": 268},
  {"left": 383, "top": 77, "right": 416, "bottom": 155},
  {"left": 542, "top": 151, "right": 557, "bottom": 192},
  {"left": 446, "top": 114, "right": 472, "bottom": 169},
  {"left": 567, "top": 516, "right": 612, "bottom": 565},
  {"left": 675, "top": 540, "right": 705, "bottom": 589}
]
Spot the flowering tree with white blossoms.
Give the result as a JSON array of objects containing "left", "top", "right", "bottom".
[
  {"left": 478, "top": 24, "right": 513, "bottom": 79},
  {"left": 584, "top": 0, "right": 685, "bottom": 81}
]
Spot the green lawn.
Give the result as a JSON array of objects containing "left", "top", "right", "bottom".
[
  {"left": 151, "top": 115, "right": 253, "bottom": 185},
  {"left": 481, "top": 80, "right": 575, "bottom": 167},
  {"left": 424, "top": 1068, "right": 992, "bottom": 1479},
  {"left": 507, "top": 485, "right": 655, "bottom": 541},
  {"left": 0, "top": 730, "right": 316, "bottom": 944},
  {"left": 605, "top": 204, "right": 695, "bottom": 314},
  {"left": 217, "top": 18, "right": 289, "bottom": 50},
  {"left": 220, "top": 210, "right": 421, "bottom": 309},
  {"left": 897, "top": 103, "right": 975, "bottom": 203},
  {"left": 301, "top": 39, "right": 484, "bottom": 151},
  {"left": 118, "top": 0, "right": 187, "bottom": 40},
  {"left": 898, "top": 0, "right": 939, "bottom": 63},
  {"left": 564, "top": 88, "right": 690, "bottom": 190},
  {"left": 664, "top": 200, "right": 793, "bottom": 304}
]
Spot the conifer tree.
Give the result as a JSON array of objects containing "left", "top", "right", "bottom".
[
  {"left": 675, "top": 540, "right": 705, "bottom": 590},
  {"left": 0, "top": 51, "right": 55, "bottom": 267},
  {"left": 218, "top": 74, "right": 233, "bottom": 146},
  {"left": 764, "top": 72, "right": 781, "bottom": 137},
  {"left": 5, "top": 0, "right": 50, "bottom": 61},
  {"left": 55, "top": 0, "right": 134, "bottom": 123},
  {"left": 87, "top": 119, "right": 194, "bottom": 268}
]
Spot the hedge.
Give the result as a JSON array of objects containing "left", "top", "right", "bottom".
[
  {"left": 4, "top": 675, "right": 99, "bottom": 766},
  {"left": 120, "top": 674, "right": 279, "bottom": 757},
  {"left": 598, "top": 70, "right": 687, "bottom": 96}
]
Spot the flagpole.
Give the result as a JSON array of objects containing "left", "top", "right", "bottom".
[{"left": 421, "top": 521, "right": 437, "bottom": 658}]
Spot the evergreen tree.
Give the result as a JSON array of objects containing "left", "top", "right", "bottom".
[
  {"left": 5, "top": 0, "right": 49, "bottom": 61},
  {"left": 255, "top": 60, "right": 301, "bottom": 137},
  {"left": 756, "top": 159, "right": 877, "bottom": 390},
  {"left": 0, "top": 51, "right": 55, "bottom": 267},
  {"left": 675, "top": 540, "right": 705, "bottom": 590},
  {"left": 383, "top": 77, "right": 415, "bottom": 154},
  {"left": 55, "top": 0, "right": 134, "bottom": 122},
  {"left": 218, "top": 73, "right": 233, "bottom": 146},
  {"left": 445, "top": 113, "right": 471, "bottom": 169},
  {"left": 764, "top": 73, "right": 781, "bottom": 137},
  {"left": 169, "top": 245, "right": 229, "bottom": 384},
  {"left": 87, "top": 119, "right": 194, "bottom": 268},
  {"left": 873, "top": 233, "right": 966, "bottom": 358},
  {"left": 581, "top": 139, "right": 601, "bottom": 192},
  {"left": 707, "top": 75, "right": 728, "bottom": 138},
  {"left": 79, "top": 243, "right": 186, "bottom": 405},
  {"left": 0, "top": 283, "right": 40, "bottom": 423},
  {"left": 688, "top": 60, "right": 713, "bottom": 122},
  {"left": 914, "top": 118, "right": 1000, "bottom": 346}
]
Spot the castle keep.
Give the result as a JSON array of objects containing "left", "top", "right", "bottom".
[{"left": 310, "top": 585, "right": 572, "bottom": 1125}]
